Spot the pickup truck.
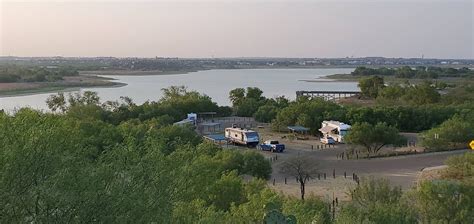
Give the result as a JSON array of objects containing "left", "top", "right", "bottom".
[{"left": 257, "top": 140, "right": 285, "bottom": 153}]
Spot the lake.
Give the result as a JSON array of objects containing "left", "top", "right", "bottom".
[{"left": 0, "top": 68, "right": 357, "bottom": 112}]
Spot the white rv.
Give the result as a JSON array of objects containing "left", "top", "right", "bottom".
[
  {"left": 319, "top": 120, "right": 351, "bottom": 143},
  {"left": 225, "top": 127, "right": 260, "bottom": 147}
]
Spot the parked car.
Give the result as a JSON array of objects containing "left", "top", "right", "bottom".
[
  {"left": 320, "top": 136, "right": 336, "bottom": 145},
  {"left": 258, "top": 140, "right": 285, "bottom": 152}
]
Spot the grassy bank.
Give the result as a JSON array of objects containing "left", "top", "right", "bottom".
[{"left": 0, "top": 75, "right": 124, "bottom": 97}]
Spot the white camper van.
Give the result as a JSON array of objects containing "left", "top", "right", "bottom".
[
  {"left": 319, "top": 120, "right": 351, "bottom": 143},
  {"left": 225, "top": 127, "right": 260, "bottom": 147}
]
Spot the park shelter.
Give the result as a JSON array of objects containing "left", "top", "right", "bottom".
[
  {"left": 197, "top": 112, "right": 217, "bottom": 122},
  {"left": 287, "top": 126, "right": 310, "bottom": 134},
  {"left": 199, "top": 122, "right": 221, "bottom": 134}
]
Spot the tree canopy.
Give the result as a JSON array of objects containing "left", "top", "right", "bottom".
[
  {"left": 345, "top": 122, "right": 405, "bottom": 156},
  {"left": 358, "top": 76, "right": 385, "bottom": 98}
]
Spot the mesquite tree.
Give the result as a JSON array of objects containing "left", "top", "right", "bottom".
[{"left": 280, "top": 156, "right": 320, "bottom": 200}]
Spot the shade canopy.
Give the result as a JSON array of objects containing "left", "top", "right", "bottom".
[
  {"left": 287, "top": 126, "right": 310, "bottom": 132},
  {"left": 200, "top": 122, "right": 220, "bottom": 127}
]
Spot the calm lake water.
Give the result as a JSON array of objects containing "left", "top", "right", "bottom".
[{"left": 0, "top": 68, "right": 357, "bottom": 112}]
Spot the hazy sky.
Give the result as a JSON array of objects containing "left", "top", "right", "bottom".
[{"left": 1, "top": 0, "right": 473, "bottom": 58}]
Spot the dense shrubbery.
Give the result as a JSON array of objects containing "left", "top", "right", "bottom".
[
  {"left": 2, "top": 86, "right": 473, "bottom": 223},
  {"left": 421, "top": 115, "right": 474, "bottom": 151},
  {"left": 0, "top": 98, "right": 293, "bottom": 223},
  {"left": 358, "top": 75, "right": 442, "bottom": 105},
  {"left": 336, "top": 175, "right": 474, "bottom": 224},
  {"left": 228, "top": 84, "right": 470, "bottom": 136},
  {"left": 271, "top": 97, "right": 466, "bottom": 133},
  {"left": 442, "top": 153, "right": 474, "bottom": 185},
  {"left": 0, "top": 64, "right": 79, "bottom": 82},
  {"left": 47, "top": 86, "right": 221, "bottom": 124},
  {"left": 1, "top": 88, "right": 337, "bottom": 223},
  {"left": 345, "top": 122, "right": 406, "bottom": 157},
  {"left": 272, "top": 97, "right": 344, "bottom": 133},
  {"left": 229, "top": 87, "right": 290, "bottom": 122}
]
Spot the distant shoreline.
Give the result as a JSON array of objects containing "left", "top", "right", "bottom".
[
  {"left": 82, "top": 69, "right": 199, "bottom": 76},
  {"left": 0, "top": 67, "right": 354, "bottom": 98},
  {"left": 0, "top": 75, "right": 126, "bottom": 98}
]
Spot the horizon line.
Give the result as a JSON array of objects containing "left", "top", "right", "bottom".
[{"left": 1, "top": 55, "right": 473, "bottom": 61}]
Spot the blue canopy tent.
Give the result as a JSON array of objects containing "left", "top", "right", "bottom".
[
  {"left": 288, "top": 126, "right": 310, "bottom": 140},
  {"left": 287, "top": 125, "right": 310, "bottom": 134}
]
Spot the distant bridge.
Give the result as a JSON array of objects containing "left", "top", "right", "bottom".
[{"left": 296, "top": 90, "right": 361, "bottom": 101}]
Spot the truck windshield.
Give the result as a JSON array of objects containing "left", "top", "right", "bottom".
[
  {"left": 270, "top": 141, "right": 279, "bottom": 144},
  {"left": 245, "top": 132, "right": 259, "bottom": 139}
]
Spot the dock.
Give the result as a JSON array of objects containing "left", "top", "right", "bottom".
[{"left": 296, "top": 90, "right": 361, "bottom": 100}]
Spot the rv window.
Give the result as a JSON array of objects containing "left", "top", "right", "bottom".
[{"left": 245, "top": 132, "right": 259, "bottom": 138}]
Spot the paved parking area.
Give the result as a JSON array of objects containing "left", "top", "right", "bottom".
[{"left": 261, "top": 145, "right": 467, "bottom": 188}]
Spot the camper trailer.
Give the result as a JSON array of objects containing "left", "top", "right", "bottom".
[
  {"left": 319, "top": 120, "right": 351, "bottom": 143},
  {"left": 225, "top": 127, "right": 260, "bottom": 147}
]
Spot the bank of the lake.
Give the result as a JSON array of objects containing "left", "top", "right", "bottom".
[
  {"left": 0, "top": 68, "right": 358, "bottom": 112},
  {"left": 0, "top": 75, "right": 124, "bottom": 97}
]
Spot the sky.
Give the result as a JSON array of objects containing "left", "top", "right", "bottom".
[{"left": 0, "top": 0, "right": 473, "bottom": 59}]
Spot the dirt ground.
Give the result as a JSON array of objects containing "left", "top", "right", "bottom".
[
  {"left": 0, "top": 75, "right": 121, "bottom": 96},
  {"left": 0, "top": 82, "right": 42, "bottom": 91}
]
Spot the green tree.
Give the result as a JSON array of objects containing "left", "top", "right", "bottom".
[
  {"left": 376, "top": 84, "right": 406, "bottom": 103},
  {"left": 172, "top": 199, "right": 224, "bottom": 224},
  {"left": 280, "top": 156, "right": 320, "bottom": 200},
  {"left": 209, "top": 171, "right": 245, "bottom": 211},
  {"left": 421, "top": 116, "right": 474, "bottom": 151},
  {"left": 395, "top": 66, "right": 416, "bottom": 78},
  {"left": 254, "top": 105, "right": 278, "bottom": 123},
  {"left": 402, "top": 82, "right": 440, "bottom": 105},
  {"left": 46, "top": 91, "right": 101, "bottom": 112},
  {"left": 235, "top": 98, "right": 261, "bottom": 117},
  {"left": 358, "top": 76, "right": 385, "bottom": 98},
  {"left": 442, "top": 153, "right": 474, "bottom": 185},
  {"left": 229, "top": 180, "right": 283, "bottom": 223},
  {"left": 336, "top": 178, "right": 417, "bottom": 224},
  {"left": 272, "top": 98, "right": 342, "bottom": 134},
  {"left": 246, "top": 87, "right": 264, "bottom": 101},
  {"left": 413, "top": 180, "right": 474, "bottom": 224},
  {"left": 282, "top": 197, "right": 331, "bottom": 224},
  {"left": 345, "top": 122, "right": 405, "bottom": 157},
  {"left": 229, "top": 88, "right": 246, "bottom": 106},
  {"left": 242, "top": 151, "right": 272, "bottom": 179}
]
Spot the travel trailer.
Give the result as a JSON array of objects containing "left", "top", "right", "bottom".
[
  {"left": 225, "top": 127, "right": 260, "bottom": 147},
  {"left": 319, "top": 120, "right": 351, "bottom": 143}
]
